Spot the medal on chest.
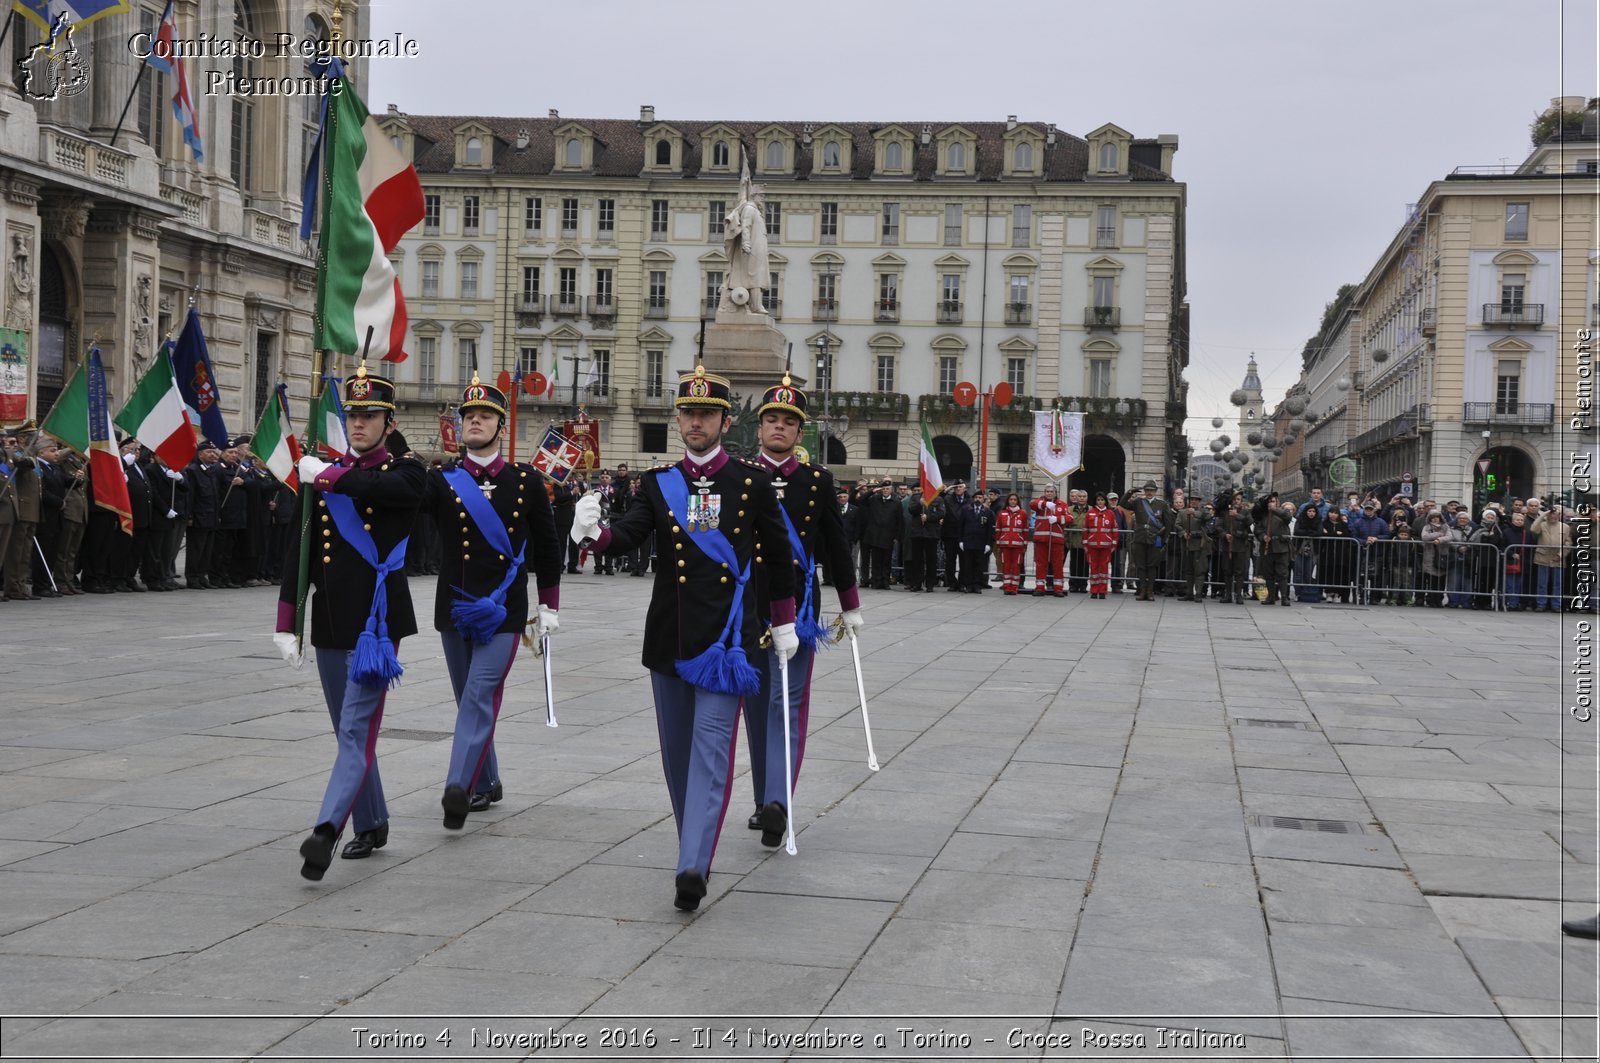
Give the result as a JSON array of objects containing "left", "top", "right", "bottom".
[
  {"left": 478, "top": 480, "right": 496, "bottom": 499},
  {"left": 687, "top": 475, "right": 721, "bottom": 531},
  {"left": 772, "top": 476, "right": 787, "bottom": 501}
]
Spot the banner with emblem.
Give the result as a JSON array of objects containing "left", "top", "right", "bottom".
[
  {"left": 1032, "top": 409, "right": 1084, "bottom": 481},
  {"left": 0, "top": 328, "right": 27, "bottom": 425},
  {"left": 438, "top": 411, "right": 459, "bottom": 452},
  {"left": 563, "top": 414, "right": 600, "bottom": 473},
  {"left": 530, "top": 425, "right": 583, "bottom": 482}
]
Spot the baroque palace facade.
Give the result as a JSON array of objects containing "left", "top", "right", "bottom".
[
  {"left": 1261, "top": 97, "right": 1598, "bottom": 509},
  {"left": 0, "top": 1, "right": 372, "bottom": 434},
  {"left": 384, "top": 107, "right": 1190, "bottom": 492}
]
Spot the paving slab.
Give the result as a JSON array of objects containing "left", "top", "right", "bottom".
[{"left": 0, "top": 580, "right": 1585, "bottom": 1060}]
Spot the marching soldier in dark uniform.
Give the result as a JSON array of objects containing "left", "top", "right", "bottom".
[
  {"left": 275, "top": 367, "right": 427, "bottom": 880},
  {"left": 1126, "top": 480, "right": 1173, "bottom": 601},
  {"left": 571, "top": 366, "right": 797, "bottom": 911},
  {"left": 742, "top": 375, "right": 862, "bottom": 846},
  {"left": 420, "top": 375, "right": 563, "bottom": 829}
]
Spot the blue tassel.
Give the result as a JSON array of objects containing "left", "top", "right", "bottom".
[
  {"left": 350, "top": 625, "right": 403, "bottom": 689},
  {"left": 676, "top": 642, "right": 729, "bottom": 692},
  {"left": 796, "top": 616, "right": 830, "bottom": 652},
  {"left": 676, "top": 641, "right": 761, "bottom": 696},
  {"left": 450, "top": 591, "right": 507, "bottom": 646},
  {"left": 722, "top": 644, "right": 762, "bottom": 695}
]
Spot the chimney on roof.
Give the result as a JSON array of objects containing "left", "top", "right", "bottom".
[
  {"left": 515, "top": 128, "right": 530, "bottom": 149},
  {"left": 802, "top": 122, "right": 813, "bottom": 145},
  {"left": 1156, "top": 133, "right": 1179, "bottom": 175},
  {"left": 1006, "top": 115, "right": 1017, "bottom": 130},
  {"left": 1045, "top": 123, "right": 1056, "bottom": 147},
  {"left": 548, "top": 108, "right": 559, "bottom": 120},
  {"left": 920, "top": 124, "right": 932, "bottom": 146},
  {"left": 387, "top": 103, "right": 399, "bottom": 116},
  {"left": 640, "top": 104, "right": 655, "bottom": 124}
]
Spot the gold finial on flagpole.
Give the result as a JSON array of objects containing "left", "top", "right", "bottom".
[{"left": 330, "top": 0, "right": 344, "bottom": 47}]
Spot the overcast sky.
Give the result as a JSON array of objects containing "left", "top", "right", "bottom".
[{"left": 368, "top": 0, "right": 1597, "bottom": 449}]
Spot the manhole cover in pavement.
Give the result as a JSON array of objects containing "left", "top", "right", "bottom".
[
  {"left": 382, "top": 729, "right": 453, "bottom": 742},
  {"left": 1234, "top": 718, "right": 1312, "bottom": 730},
  {"left": 1253, "top": 815, "right": 1364, "bottom": 834}
]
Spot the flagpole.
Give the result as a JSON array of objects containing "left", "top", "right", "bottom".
[
  {"left": 107, "top": 62, "right": 149, "bottom": 149},
  {"left": 293, "top": 27, "right": 343, "bottom": 654}
]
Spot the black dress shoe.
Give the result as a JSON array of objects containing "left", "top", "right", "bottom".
[
  {"left": 1563, "top": 913, "right": 1600, "bottom": 939},
  {"left": 747, "top": 806, "right": 763, "bottom": 830},
  {"left": 299, "top": 824, "right": 338, "bottom": 880},
  {"left": 469, "top": 792, "right": 492, "bottom": 812},
  {"left": 441, "top": 784, "right": 470, "bottom": 829},
  {"left": 758, "top": 801, "right": 787, "bottom": 849},
  {"left": 342, "top": 823, "right": 388, "bottom": 859},
  {"left": 673, "top": 870, "right": 707, "bottom": 912}
]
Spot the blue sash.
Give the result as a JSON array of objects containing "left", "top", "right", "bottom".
[
  {"left": 776, "top": 504, "right": 828, "bottom": 652},
  {"left": 657, "top": 467, "right": 759, "bottom": 695},
  {"left": 442, "top": 467, "right": 526, "bottom": 644},
  {"left": 323, "top": 491, "right": 410, "bottom": 688}
]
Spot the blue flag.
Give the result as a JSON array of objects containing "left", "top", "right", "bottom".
[{"left": 170, "top": 309, "right": 229, "bottom": 448}]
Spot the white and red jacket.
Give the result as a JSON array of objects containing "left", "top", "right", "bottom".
[
  {"left": 1030, "top": 496, "right": 1073, "bottom": 543},
  {"left": 1084, "top": 505, "right": 1120, "bottom": 549},
  {"left": 996, "top": 504, "right": 1030, "bottom": 548}
]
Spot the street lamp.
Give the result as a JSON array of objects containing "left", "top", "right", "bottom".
[{"left": 816, "top": 334, "right": 832, "bottom": 467}]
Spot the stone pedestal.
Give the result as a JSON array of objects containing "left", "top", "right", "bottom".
[{"left": 702, "top": 312, "right": 804, "bottom": 400}]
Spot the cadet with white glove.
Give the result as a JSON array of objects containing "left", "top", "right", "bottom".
[
  {"left": 740, "top": 374, "right": 864, "bottom": 847},
  {"left": 417, "top": 375, "right": 566, "bottom": 824},
  {"left": 583, "top": 367, "right": 799, "bottom": 912}
]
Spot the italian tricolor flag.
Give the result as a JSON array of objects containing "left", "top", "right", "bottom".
[
  {"left": 113, "top": 347, "right": 197, "bottom": 470},
  {"left": 249, "top": 384, "right": 302, "bottom": 492},
  {"left": 311, "top": 63, "right": 423, "bottom": 362},
  {"left": 918, "top": 417, "right": 944, "bottom": 504},
  {"left": 311, "top": 380, "right": 349, "bottom": 461}
]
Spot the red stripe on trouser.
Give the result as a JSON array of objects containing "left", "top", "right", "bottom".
[
  {"left": 335, "top": 691, "right": 386, "bottom": 832},
  {"left": 789, "top": 648, "right": 816, "bottom": 788},
  {"left": 705, "top": 706, "right": 741, "bottom": 872},
  {"left": 468, "top": 640, "right": 519, "bottom": 791}
]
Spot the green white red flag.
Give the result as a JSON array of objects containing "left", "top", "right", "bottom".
[
  {"left": 310, "top": 380, "right": 348, "bottom": 460},
  {"left": 303, "top": 58, "right": 423, "bottom": 362},
  {"left": 249, "top": 383, "right": 302, "bottom": 491},
  {"left": 113, "top": 346, "right": 196, "bottom": 470},
  {"left": 918, "top": 417, "right": 944, "bottom": 504}
]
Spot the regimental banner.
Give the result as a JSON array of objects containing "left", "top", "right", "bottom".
[
  {"left": 531, "top": 425, "right": 583, "bottom": 483},
  {"left": 0, "top": 328, "right": 27, "bottom": 425},
  {"left": 438, "top": 411, "right": 459, "bottom": 452},
  {"left": 1031, "top": 409, "right": 1084, "bottom": 480},
  {"left": 564, "top": 414, "right": 600, "bottom": 472}
]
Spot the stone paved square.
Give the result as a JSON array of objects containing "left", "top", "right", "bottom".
[{"left": 0, "top": 579, "right": 1594, "bottom": 1060}]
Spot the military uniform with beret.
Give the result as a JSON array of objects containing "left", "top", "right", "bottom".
[
  {"left": 277, "top": 368, "right": 427, "bottom": 878},
  {"left": 585, "top": 368, "right": 796, "bottom": 908},
  {"left": 421, "top": 376, "right": 563, "bottom": 826}
]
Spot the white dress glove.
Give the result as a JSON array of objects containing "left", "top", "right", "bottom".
[
  {"left": 770, "top": 623, "right": 799, "bottom": 662},
  {"left": 165, "top": 468, "right": 185, "bottom": 481},
  {"left": 272, "top": 631, "right": 303, "bottom": 669},
  {"left": 297, "top": 455, "right": 331, "bottom": 483},
  {"left": 535, "top": 604, "right": 559, "bottom": 639},
  {"left": 840, "top": 609, "right": 864, "bottom": 632},
  {"left": 571, "top": 494, "right": 603, "bottom": 544}
]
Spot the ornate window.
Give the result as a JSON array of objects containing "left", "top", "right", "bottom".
[
  {"left": 713, "top": 140, "right": 730, "bottom": 167},
  {"left": 565, "top": 138, "right": 582, "bottom": 167},
  {"left": 947, "top": 142, "right": 965, "bottom": 172},
  {"left": 1014, "top": 142, "right": 1032, "bottom": 170},
  {"left": 884, "top": 141, "right": 903, "bottom": 171},
  {"left": 230, "top": 2, "right": 255, "bottom": 191}
]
